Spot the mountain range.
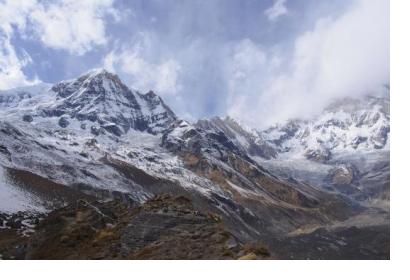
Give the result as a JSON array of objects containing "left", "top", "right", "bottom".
[{"left": 0, "top": 69, "right": 389, "bottom": 259}]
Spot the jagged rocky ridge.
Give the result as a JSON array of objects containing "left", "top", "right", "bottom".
[
  {"left": 195, "top": 87, "right": 389, "bottom": 161},
  {"left": 0, "top": 69, "right": 389, "bottom": 259}
]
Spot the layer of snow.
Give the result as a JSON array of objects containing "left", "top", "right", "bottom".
[
  {"left": 260, "top": 93, "right": 390, "bottom": 157},
  {"left": 0, "top": 167, "right": 46, "bottom": 214}
]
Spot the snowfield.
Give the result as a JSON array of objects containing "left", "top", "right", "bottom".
[{"left": 0, "top": 167, "right": 46, "bottom": 214}]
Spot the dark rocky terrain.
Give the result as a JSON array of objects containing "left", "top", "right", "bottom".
[
  {"left": 0, "top": 195, "right": 272, "bottom": 260},
  {"left": 0, "top": 194, "right": 388, "bottom": 260}
]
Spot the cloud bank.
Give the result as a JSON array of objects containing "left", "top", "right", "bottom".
[
  {"left": 227, "top": 0, "right": 389, "bottom": 128},
  {"left": 0, "top": 0, "right": 117, "bottom": 89},
  {"left": 0, "top": 0, "right": 389, "bottom": 130}
]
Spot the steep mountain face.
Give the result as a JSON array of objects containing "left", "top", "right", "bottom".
[
  {"left": 48, "top": 69, "right": 176, "bottom": 136},
  {"left": 0, "top": 69, "right": 176, "bottom": 137},
  {"left": 196, "top": 87, "right": 390, "bottom": 163},
  {"left": 261, "top": 87, "right": 390, "bottom": 159},
  {"left": 0, "top": 70, "right": 389, "bottom": 259},
  {"left": 195, "top": 117, "right": 277, "bottom": 159}
]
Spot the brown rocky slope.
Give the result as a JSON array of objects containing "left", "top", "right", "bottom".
[{"left": 0, "top": 195, "right": 270, "bottom": 260}]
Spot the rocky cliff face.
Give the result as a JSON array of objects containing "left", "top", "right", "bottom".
[{"left": 195, "top": 117, "right": 277, "bottom": 159}]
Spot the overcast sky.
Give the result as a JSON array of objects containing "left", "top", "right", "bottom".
[{"left": 0, "top": 0, "right": 389, "bottom": 127}]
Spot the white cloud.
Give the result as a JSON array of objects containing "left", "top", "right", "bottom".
[
  {"left": 0, "top": 0, "right": 118, "bottom": 89},
  {"left": 103, "top": 48, "right": 182, "bottom": 96},
  {"left": 28, "top": 0, "right": 118, "bottom": 55},
  {"left": 264, "top": 0, "right": 288, "bottom": 22},
  {"left": 0, "top": 0, "right": 35, "bottom": 35},
  {"left": 228, "top": 0, "right": 389, "bottom": 128},
  {"left": 0, "top": 0, "right": 37, "bottom": 89},
  {"left": 227, "top": 39, "right": 284, "bottom": 126},
  {"left": 0, "top": 33, "right": 39, "bottom": 89},
  {"left": 103, "top": 33, "right": 182, "bottom": 96}
]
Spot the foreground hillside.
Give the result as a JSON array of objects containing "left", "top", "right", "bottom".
[{"left": 0, "top": 194, "right": 388, "bottom": 260}]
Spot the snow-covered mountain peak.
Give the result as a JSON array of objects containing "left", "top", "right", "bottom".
[
  {"left": 1, "top": 70, "right": 177, "bottom": 137},
  {"left": 42, "top": 70, "right": 177, "bottom": 135},
  {"left": 51, "top": 68, "right": 129, "bottom": 99},
  {"left": 189, "top": 90, "right": 390, "bottom": 163},
  {"left": 260, "top": 91, "right": 390, "bottom": 160}
]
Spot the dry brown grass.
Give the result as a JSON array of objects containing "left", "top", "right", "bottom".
[
  {"left": 238, "top": 252, "right": 258, "bottom": 260},
  {"left": 183, "top": 154, "right": 200, "bottom": 167},
  {"left": 242, "top": 242, "right": 271, "bottom": 259}
]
